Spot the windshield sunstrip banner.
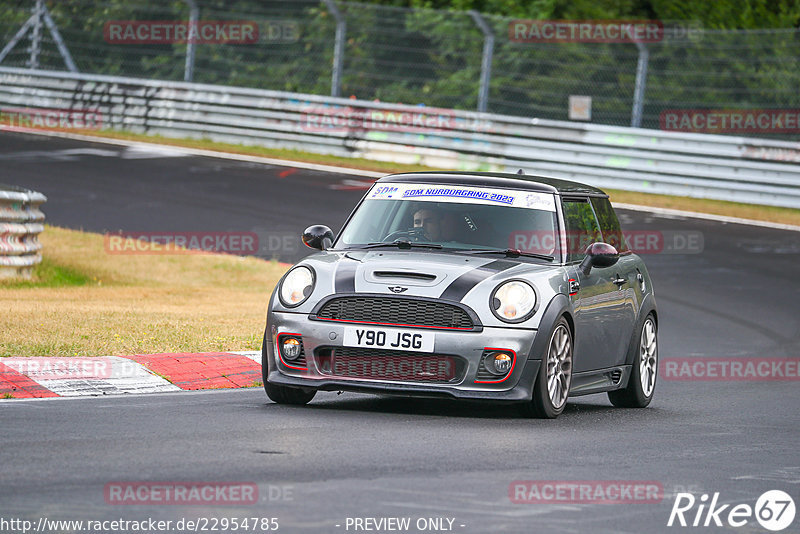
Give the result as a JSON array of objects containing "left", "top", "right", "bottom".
[{"left": 368, "top": 184, "right": 556, "bottom": 212}]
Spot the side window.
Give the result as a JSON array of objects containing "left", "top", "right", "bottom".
[
  {"left": 590, "top": 197, "right": 628, "bottom": 252},
  {"left": 562, "top": 198, "right": 602, "bottom": 262}
]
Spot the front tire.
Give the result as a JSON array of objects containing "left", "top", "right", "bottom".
[
  {"left": 608, "top": 314, "right": 657, "bottom": 408},
  {"left": 264, "top": 382, "right": 316, "bottom": 405},
  {"left": 520, "top": 317, "right": 573, "bottom": 419},
  {"left": 262, "top": 331, "right": 316, "bottom": 405}
]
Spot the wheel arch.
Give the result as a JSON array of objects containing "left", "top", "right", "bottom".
[
  {"left": 526, "top": 293, "right": 572, "bottom": 361},
  {"left": 624, "top": 293, "right": 658, "bottom": 367},
  {"left": 562, "top": 309, "right": 575, "bottom": 339}
]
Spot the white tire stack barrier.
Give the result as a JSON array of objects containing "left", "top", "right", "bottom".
[{"left": 0, "top": 185, "right": 46, "bottom": 279}]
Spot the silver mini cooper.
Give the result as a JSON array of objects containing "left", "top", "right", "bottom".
[{"left": 261, "top": 172, "right": 658, "bottom": 418}]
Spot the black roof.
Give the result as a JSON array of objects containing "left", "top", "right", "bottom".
[{"left": 378, "top": 171, "right": 607, "bottom": 196}]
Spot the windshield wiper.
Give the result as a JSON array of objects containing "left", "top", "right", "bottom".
[
  {"left": 461, "top": 248, "right": 554, "bottom": 262},
  {"left": 361, "top": 240, "right": 443, "bottom": 250}
]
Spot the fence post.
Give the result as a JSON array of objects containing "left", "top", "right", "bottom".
[
  {"left": 323, "top": 0, "right": 346, "bottom": 98},
  {"left": 0, "top": 0, "right": 78, "bottom": 71},
  {"left": 27, "top": 0, "right": 43, "bottom": 69},
  {"left": 41, "top": 6, "right": 78, "bottom": 72},
  {"left": 631, "top": 41, "right": 649, "bottom": 128},
  {"left": 469, "top": 10, "right": 494, "bottom": 113},
  {"left": 183, "top": 0, "right": 199, "bottom": 82},
  {"left": 0, "top": 19, "right": 34, "bottom": 65}
]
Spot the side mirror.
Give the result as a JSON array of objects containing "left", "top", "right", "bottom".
[
  {"left": 580, "top": 242, "right": 619, "bottom": 275},
  {"left": 302, "top": 225, "right": 334, "bottom": 250}
]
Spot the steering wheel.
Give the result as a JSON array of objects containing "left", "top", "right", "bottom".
[{"left": 382, "top": 227, "right": 428, "bottom": 242}]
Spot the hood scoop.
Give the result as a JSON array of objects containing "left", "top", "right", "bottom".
[
  {"left": 365, "top": 268, "right": 444, "bottom": 287},
  {"left": 373, "top": 270, "right": 437, "bottom": 281}
]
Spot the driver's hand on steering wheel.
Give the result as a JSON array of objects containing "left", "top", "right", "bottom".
[{"left": 407, "top": 226, "right": 429, "bottom": 242}]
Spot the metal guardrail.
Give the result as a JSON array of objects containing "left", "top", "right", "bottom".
[
  {"left": 0, "top": 183, "right": 46, "bottom": 278},
  {"left": 1, "top": 66, "right": 799, "bottom": 209}
]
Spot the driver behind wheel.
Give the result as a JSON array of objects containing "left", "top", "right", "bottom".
[
  {"left": 412, "top": 208, "right": 464, "bottom": 243},
  {"left": 413, "top": 208, "right": 442, "bottom": 241}
]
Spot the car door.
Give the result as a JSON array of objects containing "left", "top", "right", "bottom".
[
  {"left": 590, "top": 196, "right": 638, "bottom": 366},
  {"left": 561, "top": 197, "right": 629, "bottom": 372}
]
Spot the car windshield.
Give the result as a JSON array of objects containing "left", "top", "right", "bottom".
[{"left": 335, "top": 183, "right": 559, "bottom": 257}]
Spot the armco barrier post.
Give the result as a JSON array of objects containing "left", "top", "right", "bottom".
[{"left": 0, "top": 184, "right": 46, "bottom": 278}]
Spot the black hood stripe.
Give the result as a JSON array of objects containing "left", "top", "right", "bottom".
[
  {"left": 439, "top": 260, "right": 517, "bottom": 302},
  {"left": 335, "top": 260, "right": 358, "bottom": 293}
]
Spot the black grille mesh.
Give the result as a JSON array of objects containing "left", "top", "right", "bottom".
[
  {"left": 315, "top": 297, "right": 474, "bottom": 329},
  {"left": 315, "top": 347, "right": 465, "bottom": 383},
  {"left": 475, "top": 356, "right": 499, "bottom": 381}
]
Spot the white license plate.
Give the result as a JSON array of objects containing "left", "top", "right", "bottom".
[{"left": 343, "top": 326, "right": 434, "bottom": 353}]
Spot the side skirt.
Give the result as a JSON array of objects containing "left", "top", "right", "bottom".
[{"left": 568, "top": 365, "right": 632, "bottom": 397}]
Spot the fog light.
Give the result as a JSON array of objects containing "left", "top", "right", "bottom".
[
  {"left": 492, "top": 352, "right": 513, "bottom": 374},
  {"left": 281, "top": 337, "right": 302, "bottom": 360}
]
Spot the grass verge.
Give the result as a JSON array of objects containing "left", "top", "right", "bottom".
[
  {"left": 0, "top": 225, "right": 288, "bottom": 357},
  {"left": 606, "top": 189, "right": 800, "bottom": 226}
]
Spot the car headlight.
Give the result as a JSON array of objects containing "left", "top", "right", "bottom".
[
  {"left": 491, "top": 280, "right": 536, "bottom": 323},
  {"left": 279, "top": 266, "right": 315, "bottom": 307}
]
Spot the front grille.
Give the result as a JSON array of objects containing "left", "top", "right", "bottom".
[
  {"left": 313, "top": 296, "right": 475, "bottom": 330},
  {"left": 315, "top": 347, "right": 466, "bottom": 383}
]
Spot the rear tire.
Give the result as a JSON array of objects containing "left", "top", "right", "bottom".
[
  {"left": 608, "top": 314, "right": 657, "bottom": 408},
  {"left": 520, "top": 317, "right": 573, "bottom": 419}
]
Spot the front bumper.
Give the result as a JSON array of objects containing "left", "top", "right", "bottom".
[{"left": 265, "top": 310, "right": 541, "bottom": 401}]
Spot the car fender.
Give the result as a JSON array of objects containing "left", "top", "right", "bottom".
[
  {"left": 261, "top": 329, "right": 272, "bottom": 383},
  {"left": 623, "top": 292, "right": 658, "bottom": 367},
  {"left": 526, "top": 293, "right": 572, "bottom": 361},
  {"left": 262, "top": 283, "right": 281, "bottom": 380}
]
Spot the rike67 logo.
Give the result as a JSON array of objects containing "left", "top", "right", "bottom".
[{"left": 668, "top": 490, "right": 796, "bottom": 531}]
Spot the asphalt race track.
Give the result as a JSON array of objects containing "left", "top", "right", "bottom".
[
  {"left": 2, "top": 131, "right": 799, "bottom": 533},
  {"left": 0, "top": 133, "right": 374, "bottom": 264}
]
